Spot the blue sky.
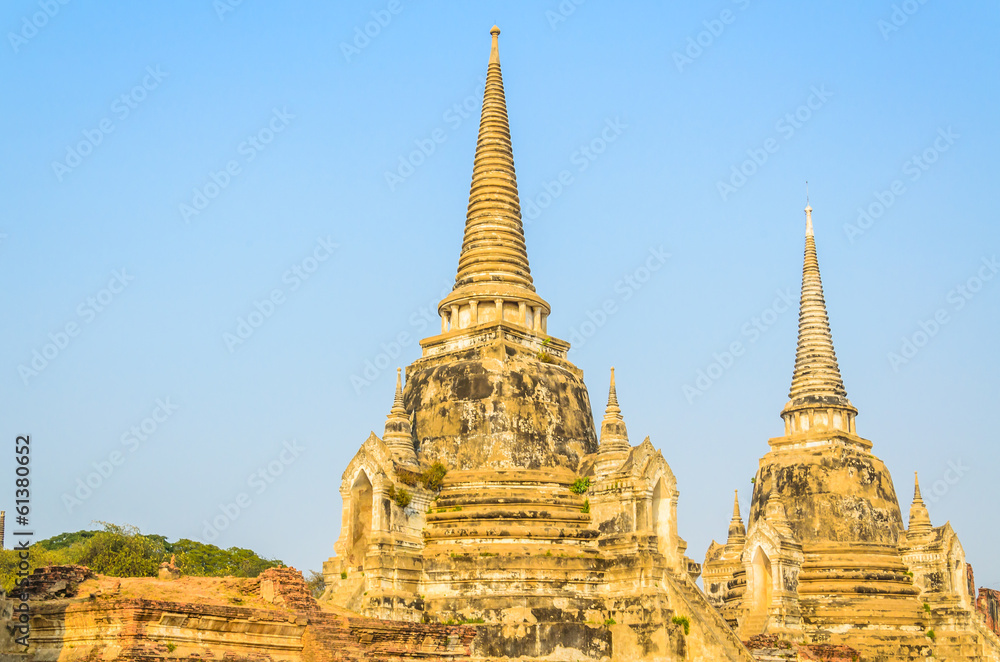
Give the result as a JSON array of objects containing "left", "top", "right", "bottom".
[{"left": 2, "top": 2, "right": 998, "bottom": 587}]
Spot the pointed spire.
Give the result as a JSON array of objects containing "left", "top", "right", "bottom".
[
  {"left": 437, "top": 26, "right": 550, "bottom": 335},
  {"left": 781, "top": 203, "right": 857, "bottom": 435},
  {"left": 489, "top": 25, "right": 500, "bottom": 64},
  {"left": 390, "top": 367, "right": 405, "bottom": 415},
  {"left": 605, "top": 367, "right": 622, "bottom": 420},
  {"left": 453, "top": 25, "right": 534, "bottom": 290},
  {"left": 727, "top": 490, "right": 746, "bottom": 546},
  {"left": 909, "top": 472, "right": 933, "bottom": 536},
  {"left": 598, "top": 367, "right": 630, "bottom": 458},
  {"left": 383, "top": 368, "right": 417, "bottom": 465}
]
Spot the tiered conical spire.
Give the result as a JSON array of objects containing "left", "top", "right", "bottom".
[
  {"left": 599, "top": 367, "right": 630, "bottom": 452},
  {"left": 383, "top": 368, "right": 416, "bottom": 465},
  {"left": 781, "top": 204, "right": 858, "bottom": 435},
  {"left": 438, "top": 27, "right": 549, "bottom": 335},
  {"left": 455, "top": 25, "right": 532, "bottom": 290},
  {"left": 908, "top": 472, "right": 933, "bottom": 536},
  {"left": 727, "top": 490, "right": 746, "bottom": 545}
]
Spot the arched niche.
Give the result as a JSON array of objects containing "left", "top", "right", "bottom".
[
  {"left": 652, "top": 477, "right": 671, "bottom": 553},
  {"left": 349, "top": 470, "right": 374, "bottom": 571},
  {"left": 751, "top": 547, "right": 773, "bottom": 615}
]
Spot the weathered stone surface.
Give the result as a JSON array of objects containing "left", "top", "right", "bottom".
[
  {"left": 322, "top": 28, "right": 753, "bottom": 661},
  {"left": 704, "top": 207, "right": 1000, "bottom": 661},
  {"left": 404, "top": 340, "right": 597, "bottom": 472},
  {"left": 980, "top": 588, "right": 1000, "bottom": 638},
  {"left": 0, "top": 565, "right": 473, "bottom": 661}
]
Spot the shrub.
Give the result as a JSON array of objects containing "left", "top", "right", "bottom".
[
  {"left": 926, "top": 629, "right": 936, "bottom": 641},
  {"left": 386, "top": 484, "right": 412, "bottom": 508},
  {"left": 394, "top": 488, "right": 412, "bottom": 508},
  {"left": 421, "top": 462, "right": 448, "bottom": 491},
  {"left": 76, "top": 522, "right": 165, "bottom": 577},
  {"left": 306, "top": 570, "right": 326, "bottom": 597},
  {"left": 537, "top": 338, "right": 554, "bottom": 362},
  {"left": 570, "top": 477, "right": 591, "bottom": 494},
  {"left": 396, "top": 469, "right": 418, "bottom": 486},
  {"left": 341, "top": 571, "right": 348, "bottom": 579},
  {"left": 604, "top": 618, "right": 616, "bottom": 626},
  {"left": 581, "top": 499, "right": 590, "bottom": 514}
]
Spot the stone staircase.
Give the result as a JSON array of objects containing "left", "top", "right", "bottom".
[
  {"left": 423, "top": 468, "right": 598, "bottom": 556},
  {"left": 667, "top": 572, "right": 756, "bottom": 661}
]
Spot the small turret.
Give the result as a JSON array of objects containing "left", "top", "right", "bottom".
[
  {"left": 383, "top": 368, "right": 417, "bottom": 465},
  {"left": 908, "top": 472, "right": 933, "bottom": 537},
  {"left": 595, "top": 367, "right": 631, "bottom": 473}
]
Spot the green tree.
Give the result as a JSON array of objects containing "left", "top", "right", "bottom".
[
  {"left": 76, "top": 522, "right": 165, "bottom": 577},
  {"left": 306, "top": 570, "right": 326, "bottom": 597}
]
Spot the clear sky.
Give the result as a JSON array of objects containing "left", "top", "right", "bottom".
[{"left": 2, "top": 2, "right": 998, "bottom": 588}]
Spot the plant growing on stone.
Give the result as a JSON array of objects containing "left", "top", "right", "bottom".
[
  {"left": 386, "top": 484, "right": 412, "bottom": 508},
  {"left": 537, "top": 337, "right": 554, "bottom": 363},
  {"left": 581, "top": 499, "right": 590, "bottom": 514},
  {"left": 570, "top": 477, "right": 591, "bottom": 494},
  {"left": 421, "top": 462, "right": 448, "bottom": 491},
  {"left": 671, "top": 615, "right": 690, "bottom": 635},
  {"left": 926, "top": 629, "right": 936, "bottom": 641},
  {"left": 340, "top": 571, "right": 348, "bottom": 579}
]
